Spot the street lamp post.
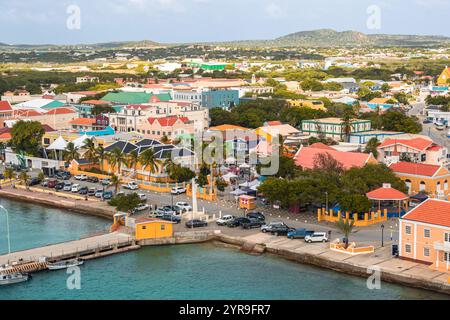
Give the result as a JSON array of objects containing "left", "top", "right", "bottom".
[
  {"left": 325, "top": 191, "right": 329, "bottom": 214},
  {"left": 381, "top": 224, "right": 385, "bottom": 247},
  {"left": 0, "top": 205, "right": 11, "bottom": 254}
]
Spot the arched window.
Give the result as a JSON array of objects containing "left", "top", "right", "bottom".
[
  {"left": 445, "top": 180, "right": 448, "bottom": 191},
  {"left": 420, "top": 181, "right": 426, "bottom": 192},
  {"left": 437, "top": 181, "right": 441, "bottom": 191},
  {"left": 405, "top": 179, "right": 412, "bottom": 192}
]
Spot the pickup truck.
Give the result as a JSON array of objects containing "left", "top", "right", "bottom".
[{"left": 122, "top": 181, "right": 139, "bottom": 190}]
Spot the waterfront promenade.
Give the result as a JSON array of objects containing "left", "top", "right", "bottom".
[
  {"left": 0, "top": 232, "right": 133, "bottom": 265},
  {"left": 217, "top": 232, "right": 450, "bottom": 295}
]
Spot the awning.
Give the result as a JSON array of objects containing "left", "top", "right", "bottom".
[{"left": 47, "top": 136, "right": 68, "bottom": 151}]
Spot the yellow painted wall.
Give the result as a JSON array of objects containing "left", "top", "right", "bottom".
[
  {"left": 135, "top": 221, "right": 173, "bottom": 240},
  {"left": 287, "top": 99, "right": 326, "bottom": 111},
  {"left": 395, "top": 171, "right": 450, "bottom": 197},
  {"left": 437, "top": 68, "right": 450, "bottom": 86}
]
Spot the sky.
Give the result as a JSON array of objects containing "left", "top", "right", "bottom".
[{"left": 1, "top": 0, "right": 450, "bottom": 45}]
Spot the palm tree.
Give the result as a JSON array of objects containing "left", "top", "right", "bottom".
[
  {"left": 107, "top": 147, "right": 127, "bottom": 176},
  {"left": 163, "top": 158, "right": 176, "bottom": 177},
  {"left": 19, "top": 171, "right": 30, "bottom": 186},
  {"left": 96, "top": 146, "right": 106, "bottom": 173},
  {"left": 37, "top": 170, "right": 45, "bottom": 182},
  {"left": 127, "top": 150, "right": 139, "bottom": 174},
  {"left": 110, "top": 174, "right": 121, "bottom": 195},
  {"left": 3, "top": 167, "right": 15, "bottom": 183},
  {"left": 83, "top": 138, "right": 97, "bottom": 165},
  {"left": 138, "top": 149, "right": 161, "bottom": 180},
  {"left": 63, "top": 142, "right": 79, "bottom": 163},
  {"left": 160, "top": 135, "right": 170, "bottom": 144},
  {"left": 335, "top": 218, "right": 355, "bottom": 249},
  {"left": 364, "top": 138, "right": 381, "bottom": 158}
]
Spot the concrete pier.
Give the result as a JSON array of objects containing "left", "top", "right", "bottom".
[{"left": 0, "top": 232, "right": 136, "bottom": 267}]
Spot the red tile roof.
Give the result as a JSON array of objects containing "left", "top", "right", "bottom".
[
  {"left": 70, "top": 118, "right": 96, "bottom": 125},
  {"left": 389, "top": 162, "right": 443, "bottom": 177},
  {"left": 366, "top": 186, "right": 408, "bottom": 201},
  {"left": 266, "top": 121, "right": 283, "bottom": 126},
  {"left": 45, "top": 107, "right": 76, "bottom": 115},
  {"left": 0, "top": 101, "right": 12, "bottom": 112},
  {"left": 402, "top": 199, "right": 450, "bottom": 228},
  {"left": 294, "top": 146, "right": 375, "bottom": 170},
  {"left": 147, "top": 116, "right": 189, "bottom": 127},
  {"left": 378, "top": 138, "right": 433, "bottom": 152}
]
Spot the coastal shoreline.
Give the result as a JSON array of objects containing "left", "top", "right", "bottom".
[
  {"left": 0, "top": 188, "right": 114, "bottom": 220},
  {"left": 1, "top": 189, "right": 449, "bottom": 297}
]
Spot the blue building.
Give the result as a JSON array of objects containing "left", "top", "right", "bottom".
[{"left": 201, "top": 89, "right": 239, "bottom": 110}]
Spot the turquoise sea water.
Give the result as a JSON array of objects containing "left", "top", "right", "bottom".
[
  {"left": 0, "top": 198, "right": 109, "bottom": 255},
  {"left": 0, "top": 198, "right": 448, "bottom": 300}
]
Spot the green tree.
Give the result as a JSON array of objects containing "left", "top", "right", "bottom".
[
  {"left": 37, "top": 170, "right": 45, "bottom": 181},
  {"left": 301, "top": 78, "right": 324, "bottom": 91},
  {"left": 381, "top": 83, "right": 390, "bottom": 93},
  {"left": 108, "top": 193, "right": 144, "bottom": 214},
  {"left": 83, "top": 139, "right": 97, "bottom": 164},
  {"left": 110, "top": 174, "right": 121, "bottom": 194},
  {"left": 364, "top": 137, "right": 381, "bottom": 158},
  {"left": 107, "top": 147, "right": 127, "bottom": 175},
  {"left": 19, "top": 171, "right": 30, "bottom": 186},
  {"left": 335, "top": 218, "right": 355, "bottom": 249},
  {"left": 138, "top": 149, "right": 161, "bottom": 179},
  {"left": 10, "top": 121, "right": 45, "bottom": 156},
  {"left": 127, "top": 150, "right": 139, "bottom": 172},
  {"left": 63, "top": 142, "right": 79, "bottom": 163},
  {"left": 339, "top": 194, "right": 371, "bottom": 214},
  {"left": 3, "top": 167, "right": 15, "bottom": 183},
  {"left": 96, "top": 146, "right": 106, "bottom": 172}
]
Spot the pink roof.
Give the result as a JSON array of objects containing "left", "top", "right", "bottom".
[
  {"left": 309, "top": 142, "right": 334, "bottom": 150},
  {"left": 378, "top": 138, "right": 434, "bottom": 152},
  {"left": 389, "top": 162, "right": 443, "bottom": 177},
  {"left": 366, "top": 186, "right": 408, "bottom": 201},
  {"left": 402, "top": 199, "right": 450, "bottom": 228},
  {"left": 294, "top": 146, "right": 374, "bottom": 170}
]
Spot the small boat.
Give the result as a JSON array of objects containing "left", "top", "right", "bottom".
[
  {"left": 47, "top": 259, "right": 84, "bottom": 270},
  {"left": 0, "top": 272, "right": 30, "bottom": 285}
]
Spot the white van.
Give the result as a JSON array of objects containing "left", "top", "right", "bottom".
[{"left": 305, "top": 232, "right": 329, "bottom": 243}]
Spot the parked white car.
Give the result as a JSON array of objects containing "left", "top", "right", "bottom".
[
  {"left": 122, "top": 181, "right": 139, "bottom": 190},
  {"left": 216, "top": 215, "right": 235, "bottom": 226},
  {"left": 133, "top": 203, "right": 150, "bottom": 212},
  {"left": 171, "top": 186, "right": 186, "bottom": 195},
  {"left": 75, "top": 174, "right": 87, "bottom": 181},
  {"left": 175, "top": 202, "right": 192, "bottom": 212},
  {"left": 137, "top": 193, "right": 147, "bottom": 201},
  {"left": 71, "top": 184, "right": 82, "bottom": 193},
  {"left": 304, "top": 232, "right": 329, "bottom": 243},
  {"left": 63, "top": 182, "right": 72, "bottom": 191}
]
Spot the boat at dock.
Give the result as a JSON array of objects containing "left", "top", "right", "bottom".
[
  {"left": 0, "top": 272, "right": 30, "bottom": 285},
  {"left": 47, "top": 259, "right": 84, "bottom": 270}
]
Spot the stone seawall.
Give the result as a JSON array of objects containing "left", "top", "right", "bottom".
[
  {"left": 215, "top": 233, "right": 450, "bottom": 295},
  {"left": 0, "top": 189, "right": 114, "bottom": 219}
]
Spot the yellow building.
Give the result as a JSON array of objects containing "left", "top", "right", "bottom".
[
  {"left": 389, "top": 162, "right": 450, "bottom": 198},
  {"left": 287, "top": 99, "right": 326, "bottom": 111},
  {"left": 134, "top": 217, "right": 174, "bottom": 240},
  {"left": 437, "top": 66, "right": 450, "bottom": 86}
]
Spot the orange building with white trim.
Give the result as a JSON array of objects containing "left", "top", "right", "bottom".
[{"left": 399, "top": 199, "right": 450, "bottom": 273}]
